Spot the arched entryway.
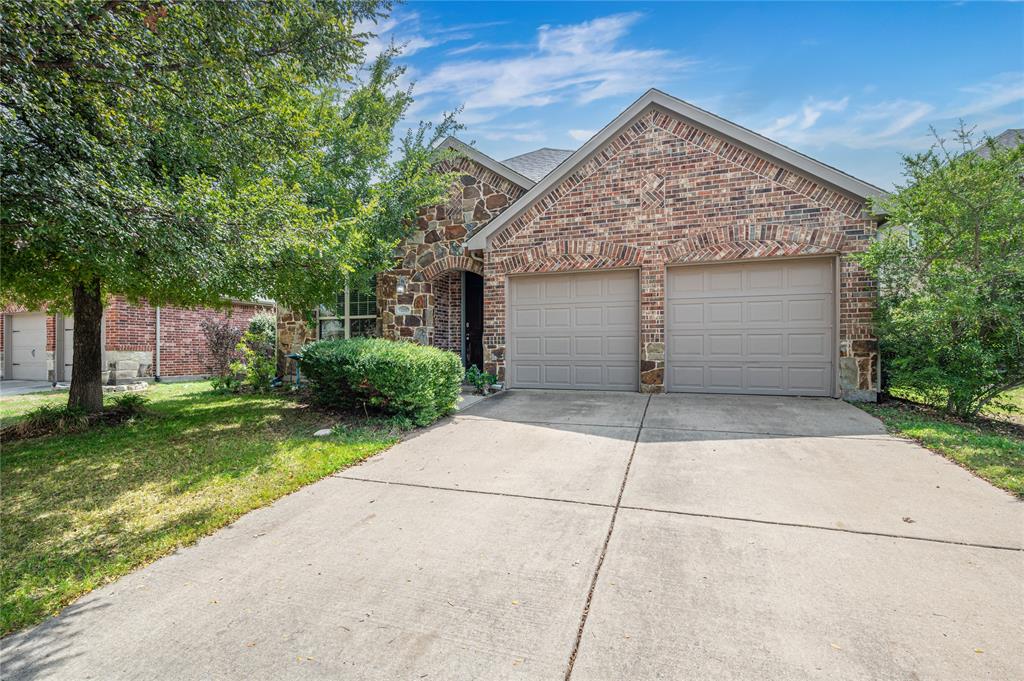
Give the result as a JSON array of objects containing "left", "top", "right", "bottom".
[{"left": 431, "top": 269, "right": 484, "bottom": 370}]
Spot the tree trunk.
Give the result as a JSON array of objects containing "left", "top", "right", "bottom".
[{"left": 68, "top": 278, "right": 104, "bottom": 413}]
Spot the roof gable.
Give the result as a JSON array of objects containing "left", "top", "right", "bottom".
[
  {"left": 435, "top": 136, "right": 535, "bottom": 191},
  {"left": 466, "top": 89, "right": 888, "bottom": 250}
]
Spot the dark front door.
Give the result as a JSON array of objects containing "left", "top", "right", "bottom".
[{"left": 464, "top": 272, "right": 484, "bottom": 370}]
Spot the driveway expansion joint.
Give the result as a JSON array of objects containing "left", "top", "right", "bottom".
[
  {"left": 618, "top": 505, "right": 1024, "bottom": 552},
  {"left": 333, "top": 475, "right": 617, "bottom": 510},
  {"left": 563, "top": 394, "right": 652, "bottom": 681}
]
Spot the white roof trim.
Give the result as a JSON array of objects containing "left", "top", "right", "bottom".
[
  {"left": 435, "top": 136, "right": 535, "bottom": 191},
  {"left": 466, "top": 89, "right": 888, "bottom": 250}
]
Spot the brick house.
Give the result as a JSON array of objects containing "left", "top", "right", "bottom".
[
  {"left": 280, "top": 89, "right": 887, "bottom": 400},
  {"left": 2, "top": 297, "right": 274, "bottom": 384}
]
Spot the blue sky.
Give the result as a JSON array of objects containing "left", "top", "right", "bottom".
[{"left": 361, "top": 2, "right": 1024, "bottom": 189}]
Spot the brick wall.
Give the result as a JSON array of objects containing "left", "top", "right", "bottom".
[
  {"left": 482, "top": 107, "right": 880, "bottom": 396},
  {"left": 3, "top": 298, "right": 274, "bottom": 382},
  {"left": 105, "top": 298, "right": 274, "bottom": 378},
  {"left": 432, "top": 270, "right": 462, "bottom": 354}
]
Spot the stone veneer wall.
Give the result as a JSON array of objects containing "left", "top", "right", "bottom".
[
  {"left": 482, "top": 107, "right": 881, "bottom": 397},
  {"left": 376, "top": 156, "right": 526, "bottom": 348},
  {"left": 276, "top": 308, "right": 317, "bottom": 380}
]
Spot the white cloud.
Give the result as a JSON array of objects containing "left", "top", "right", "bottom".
[
  {"left": 472, "top": 121, "right": 547, "bottom": 143},
  {"left": 411, "top": 13, "right": 697, "bottom": 125},
  {"left": 569, "top": 128, "right": 596, "bottom": 141},
  {"left": 355, "top": 11, "right": 469, "bottom": 62},
  {"left": 754, "top": 73, "right": 1023, "bottom": 152}
]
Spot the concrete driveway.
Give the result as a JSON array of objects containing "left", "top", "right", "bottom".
[{"left": 4, "top": 391, "right": 1022, "bottom": 680}]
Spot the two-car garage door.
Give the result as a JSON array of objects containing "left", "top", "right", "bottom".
[{"left": 505, "top": 258, "right": 835, "bottom": 396}]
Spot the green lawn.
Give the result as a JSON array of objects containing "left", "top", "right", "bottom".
[
  {"left": 859, "top": 396, "right": 1024, "bottom": 499},
  {"left": 0, "top": 382, "right": 399, "bottom": 636}
]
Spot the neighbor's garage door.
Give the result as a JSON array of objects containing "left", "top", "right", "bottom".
[
  {"left": 666, "top": 258, "right": 834, "bottom": 396},
  {"left": 10, "top": 312, "right": 48, "bottom": 380},
  {"left": 508, "top": 270, "right": 639, "bottom": 391}
]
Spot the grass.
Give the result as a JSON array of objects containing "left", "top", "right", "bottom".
[
  {"left": 859, "top": 392, "right": 1024, "bottom": 499},
  {"left": 0, "top": 382, "right": 400, "bottom": 636}
]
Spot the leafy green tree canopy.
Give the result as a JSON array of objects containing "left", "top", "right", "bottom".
[
  {"left": 859, "top": 126, "right": 1024, "bottom": 417},
  {"left": 1, "top": 0, "right": 457, "bottom": 410}
]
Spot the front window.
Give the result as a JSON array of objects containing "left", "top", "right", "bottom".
[{"left": 318, "top": 277, "right": 377, "bottom": 340}]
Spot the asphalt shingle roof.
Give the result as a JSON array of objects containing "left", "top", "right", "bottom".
[
  {"left": 502, "top": 147, "right": 575, "bottom": 182},
  {"left": 978, "top": 128, "right": 1023, "bottom": 158}
]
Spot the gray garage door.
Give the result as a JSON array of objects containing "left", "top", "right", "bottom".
[
  {"left": 666, "top": 258, "right": 834, "bottom": 396},
  {"left": 508, "top": 270, "right": 639, "bottom": 390}
]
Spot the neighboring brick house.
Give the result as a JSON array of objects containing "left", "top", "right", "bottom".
[
  {"left": 2, "top": 297, "right": 274, "bottom": 384},
  {"left": 281, "top": 89, "right": 888, "bottom": 400}
]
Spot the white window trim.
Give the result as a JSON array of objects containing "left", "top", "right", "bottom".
[{"left": 317, "top": 280, "right": 376, "bottom": 340}]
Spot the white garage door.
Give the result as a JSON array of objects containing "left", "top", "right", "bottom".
[
  {"left": 666, "top": 258, "right": 834, "bottom": 396},
  {"left": 508, "top": 270, "right": 639, "bottom": 391},
  {"left": 10, "top": 312, "right": 48, "bottom": 380}
]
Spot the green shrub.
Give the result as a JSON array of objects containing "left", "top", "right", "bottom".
[
  {"left": 300, "top": 338, "right": 463, "bottom": 426},
  {"left": 246, "top": 311, "right": 277, "bottom": 356},
  {"left": 858, "top": 126, "right": 1024, "bottom": 417},
  {"left": 106, "top": 392, "right": 149, "bottom": 416},
  {"left": 235, "top": 331, "right": 276, "bottom": 393},
  {"left": 464, "top": 364, "right": 496, "bottom": 395}
]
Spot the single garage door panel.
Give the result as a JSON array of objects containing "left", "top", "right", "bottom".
[
  {"left": 667, "top": 259, "right": 834, "bottom": 396},
  {"left": 510, "top": 270, "right": 639, "bottom": 391}
]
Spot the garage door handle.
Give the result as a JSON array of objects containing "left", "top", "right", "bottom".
[{"left": 31, "top": 349, "right": 36, "bottom": 357}]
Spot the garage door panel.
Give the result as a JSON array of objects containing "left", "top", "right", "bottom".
[
  {"left": 671, "top": 334, "right": 703, "bottom": 357},
  {"left": 606, "top": 335, "right": 637, "bottom": 358},
  {"left": 575, "top": 306, "right": 603, "bottom": 326},
  {"left": 707, "top": 334, "right": 742, "bottom": 358},
  {"left": 789, "top": 366, "right": 829, "bottom": 392},
  {"left": 544, "top": 364, "right": 572, "bottom": 385},
  {"left": 543, "top": 337, "right": 571, "bottom": 356},
  {"left": 789, "top": 298, "right": 829, "bottom": 323},
  {"left": 574, "top": 365, "right": 603, "bottom": 386},
  {"left": 707, "top": 302, "right": 742, "bottom": 324},
  {"left": 707, "top": 366, "right": 743, "bottom": 390},
  {"left": 748, "top": 300, "right": 784, "bottom": 323},
  {"left": 544, "top": 307, "right": 571, "bottom": 327},
  {"left": 606, "top": 364, "right": 639, "bottom": 388},
  {"left": 509, "top": 271, "right": 638, "bottom": 391},
  {"left": 606, "top": 304, "right": 636, "bottom": 328},
  {"left": 669, "top": 303, "right": 703, "bottom": 326},
  {"left": 747, "top": 334, "right": 784, "bottom": 358},
  {"left": 544, "top": 278, "right": 572, "bottom": 299},
  {"left": 747, "top": 366, "right": 785, "bottom": 390},
  {"left": 514, "top": 336, "right": 542, "bottom": 356},
  {"left": 514, "top": 308, "right": 542, "bottom": 328},
  {"left": 789, "top": 332, "right": 829, "bottom": 360},
  {"left": 667, "top": 259, "right": 834, "bottom": 396}
]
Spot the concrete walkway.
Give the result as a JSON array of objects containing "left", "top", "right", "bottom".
[
  {"left": 3, "top": 391, "right": 1022, "bottom": 680},
  {"left": 0, "top": 380, "right": 63, "bottom": 397}
]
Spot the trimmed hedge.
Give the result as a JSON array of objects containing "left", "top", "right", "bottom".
[{"left": 299, "top": 338, "right": 463, "bottom": 426}]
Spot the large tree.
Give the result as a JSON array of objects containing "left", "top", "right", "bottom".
[
  {"left": 859, "top": 126, "right": 1024, "bottom": 417},
  {"left": 1, "top": 0, "right": 455, "bottom": 411}
]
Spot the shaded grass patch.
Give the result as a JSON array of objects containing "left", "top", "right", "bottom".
[{"left": 0, "top": 382, "right": 399, "bottom": 635}]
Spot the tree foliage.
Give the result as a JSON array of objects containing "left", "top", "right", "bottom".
[
  {"left": 0, "top": 0, "right": 457, "bottom": 410},
  {"left": 859, "top": 126, "right": 1024, "bottom": 417}
]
